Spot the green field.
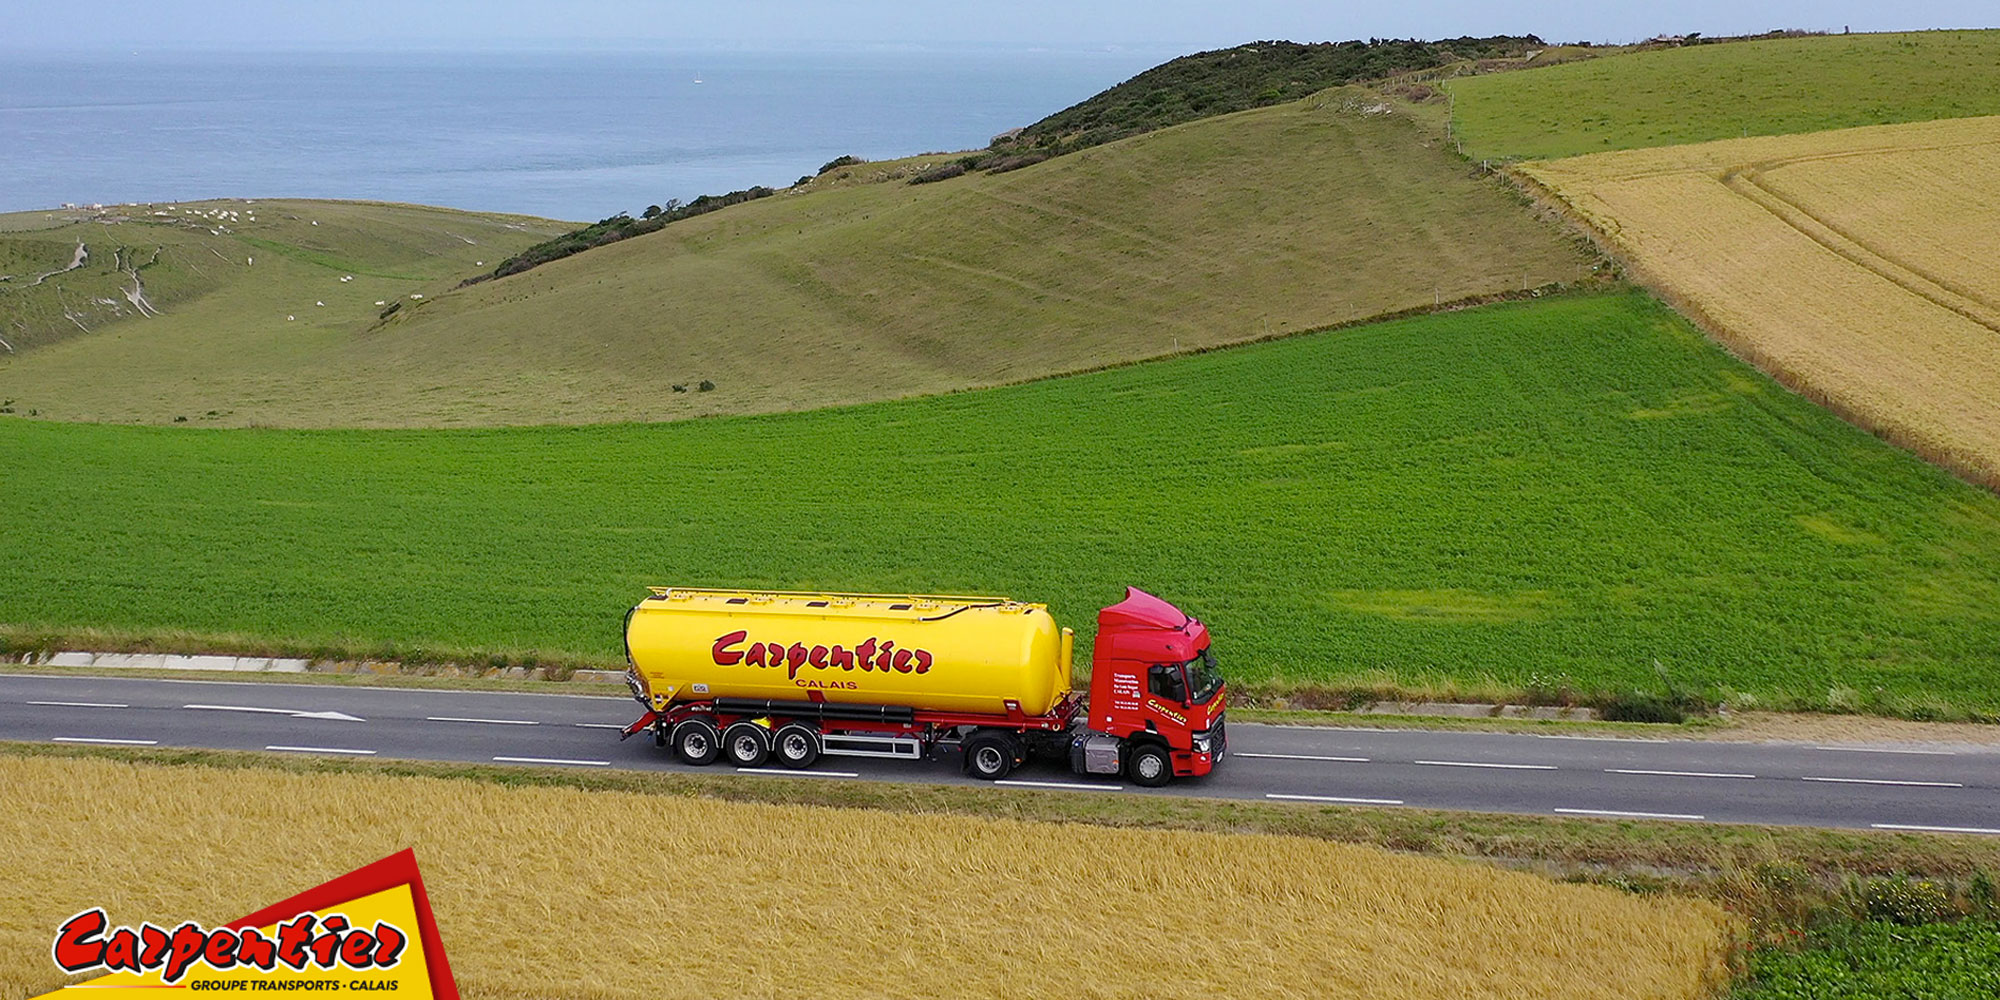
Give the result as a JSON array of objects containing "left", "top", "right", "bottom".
[
  {"left": 0, "top": 92, "right": 1586, "bottom": 427},
  {"left": 1448, "top": 30, "right": 2000, "bottom": 160},
  {"left": 6, "top": 291, "right": 1999, "bottom": 714},
  {"left": 1734, "top": 920, "right": 2000, "bottom": 999}
]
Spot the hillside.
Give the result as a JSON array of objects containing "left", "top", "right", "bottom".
[
  {"left": 1448, "top": 30, "right": 2000, "bottom": 160},
  {"left": 8, "top": 292, "right": 2000, "bottom": 717},
  {"left": 0, "top": 92, "right": 1588, "bottom": 428},
  {"left": 0, "top": 200, "right": 567, "bottom": 363},
  {"left": 1013, "top": 36, "right": 1543, "bottom": 151}
]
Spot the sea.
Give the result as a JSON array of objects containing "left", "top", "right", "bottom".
[{"left": 0, "top": 48, "right": 1166, "bottom": 221}]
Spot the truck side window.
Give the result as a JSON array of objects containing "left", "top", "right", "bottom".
[{"left": 1148, "top": 664, "right": 1186, "bottom": 703}]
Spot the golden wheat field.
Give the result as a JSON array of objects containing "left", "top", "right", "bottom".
[
  {"left": 1522, "top": 115, "right": 2000, "bottom": 486},
  {"left": 0, "top": 756, "right": 1731, "bottom": 1000}
]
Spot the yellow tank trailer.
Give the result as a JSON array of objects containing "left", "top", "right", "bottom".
[{"left": 625, "top": 588, "right": 1074, "bottom": 716}]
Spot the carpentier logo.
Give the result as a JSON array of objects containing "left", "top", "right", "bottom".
[
  {"left": 712, "top": 630, "right": 934, "bottom": 687},
  {"left": 52, "top": 909, "right": 406, "bottom": 985},
  {"left": 37, "top": 849, "right": 457, "bottom": 999}
]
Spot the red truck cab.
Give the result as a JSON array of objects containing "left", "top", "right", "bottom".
[{"left": 1077, "top": 587, "right": 1227, "bottom": 785}]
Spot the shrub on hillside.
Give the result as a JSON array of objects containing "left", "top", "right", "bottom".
[
  {"left": 909, "top": 163, "right": 967, "bottom": 185},
  {"left": 817, "top": 154, "right": 865, "bottom": 175}
]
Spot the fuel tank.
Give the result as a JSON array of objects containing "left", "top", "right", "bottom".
[{"left": 625, "top": 588, "right": 1073, "bottom": 717}]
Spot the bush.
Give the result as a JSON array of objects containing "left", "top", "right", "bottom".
[
  {"left": 817, "top": 154, "right": 865, "bottom": 175},
  {"left": 984, "top": 152, "right": 1050, "bottom": 174},
  {"left": 1863, "top": 878, "right": 1952, "bottom": 925},
  {"left": 909, "top": 163, "right": 967, "bottom": 185},
  {"left": 1601, "top": 691, "right": 1686, "bottom": 723}
]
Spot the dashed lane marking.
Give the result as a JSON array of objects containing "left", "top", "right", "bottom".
[
  {"left": 28, "top": 701, "right": 128, "bottom": 708},
  {"left": 429, "top": 716, "right": 539, "bottom": 726},
  {"left": 734, "top": 768, "right": 861, "bottom": 778},
  {"left": 52, "top": 736, "right": 156, "bottom": 745},
  {"left": 1607, "top": 768, "right": 1756, "bottom": 779},
  {"left": 1816, "top": 745, "right": 1956, "bottom": 756},
  {"left": 1803, "top": 776, "right": 1963, "bottom": 788},
  {"left": 1234, "top": 752, "right": 1369, "bottom": 762},
  {"left": 1414, "top": 759, "right": 1557, "bottom": 770},
  {"left": 492, "top": 756, "right": 609, "bottom": 767},
  {"left": 1872, "top": 823, "right": 2000, "bottom": 836},
  {"left": 1555, "top": 808, "right": 1705, "bottom": 821},
  {"left": 572, "top": 723, "right": 626, "bottom": 730},
  {"left": 994, "top": 779, "right": 1124, "bottom": 791},
  {"left": 266, "top": 745, "right": 377, "bottom": 755},
  {"left": 1266, "top": 793, "right": 1404, "bottom": 805}
]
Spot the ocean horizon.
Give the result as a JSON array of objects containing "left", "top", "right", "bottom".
[{"left": 0, "top": 47, "right": 1167, "bottom": 221}]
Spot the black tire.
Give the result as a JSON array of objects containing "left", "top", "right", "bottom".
[
  {"left": 722, "top": 722, "right": 771, "bottom": 767},
  {"left": 671, "top": 718, "right": 721, "bottom": 766},
  {"left": 964, "top": 733, "right": 1018, "bottom": 781},
  {"left": 773, "top": 723, "right": 821, "bottom": 769},
  {"left": 1125, "top": 742, "right": 1173, "bottom": 787}
]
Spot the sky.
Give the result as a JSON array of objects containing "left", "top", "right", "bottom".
[{"left": 8, "top": 0, "right": 1995, "bottom": 52}]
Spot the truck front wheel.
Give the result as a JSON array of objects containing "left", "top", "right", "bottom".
[
  {"left": 964, "top": 733, "right": 1017, "bottom": 781},
  {"left": 671, "top": 719, "right": 721, "bottom": 766},
  {"left": 1125, "top": 742, "right": 1172, "bottom": 787}
]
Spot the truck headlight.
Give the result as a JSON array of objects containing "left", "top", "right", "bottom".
[{"left": 1192, "top": 731, "right": 1213, "bottom": 754}]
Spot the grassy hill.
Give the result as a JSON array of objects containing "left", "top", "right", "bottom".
[
  {"left": 0, "top": 200, "right": 567, "bottom": 362},
  {"left": 1448, "top": 30, "right": 2000, "bottom": 160},
  {"left": 0, "top": 92, "right": 1588, "bottom": 428},
  {"left": 1014, "top": 36, "right": 1543, "bottom": 151},
  {"left": 7, "top": 291, "right": 2000, "bottom": 717}
]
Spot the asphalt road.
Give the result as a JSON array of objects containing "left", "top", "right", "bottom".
[{"left": 5, "top": 673, "right": 1998, "bottom": 834}]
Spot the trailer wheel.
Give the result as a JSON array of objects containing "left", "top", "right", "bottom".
[
  {"left": 671, "top": 718, "right": 721, "bottom": 766},
  {"left": 773, "top": 724, "right": 820, "bottom": 769},
  {"left": 964, "top": 733, "right": 1017, "bottom": 781},
  {"left": 722, "top": 722, "right": 771, "bottom": 767},
  {"left": 1125, "top": 742, "right": 1172, "bottom": 787}
]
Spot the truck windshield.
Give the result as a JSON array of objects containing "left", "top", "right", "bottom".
[{"left": 1185, "top": 648, "right": 1223, "bottom": 704}]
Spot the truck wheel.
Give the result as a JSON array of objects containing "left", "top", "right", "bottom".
[
  {"left": 773, "top": 724, "right": 820, "bottom": 769},
  {"left": 964, "top": 733, "right": 1016, "bottom": 781},
  {"left": 671, "top": 719, "right": 721, "bottom": 766},
  {"left": 1125, "top": 742, "right": 1172, "bottom": 787},
  {"left": 722, "top": 722, "right": 770, "bottom": 767}
]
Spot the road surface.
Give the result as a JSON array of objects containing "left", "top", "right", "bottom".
[{"left": 5, "top": 673, "right": 1996, "bottom": 834}]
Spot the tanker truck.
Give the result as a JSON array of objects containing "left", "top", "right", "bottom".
[{"left": 618, "top": 586, "right": 1225, "bottom": 786}]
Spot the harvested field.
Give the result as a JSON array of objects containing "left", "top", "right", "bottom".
[
  {"left": 1522, "top": 115, "right": 2000, "bottom": 487},
  {"left": 0, "top": 756, "right": 1733, "bottom": 1000}
]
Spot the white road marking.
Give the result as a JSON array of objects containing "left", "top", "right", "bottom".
[
  {"left": 1536, "top": 734, "right": 1672, "bottom": 743},
  {"left": 994, "top": 779, "right": 1124, "bottom": 791},
  {"left": 1266, "top": 793, "right": 1404, "bottom": 805},
  {"left": 52, "top": 736, "right": 156, "bottom": 745},
  {"left": 428, "top": 716, "right": 538, "bottom": 726},
  {"left": 1414, "top": 759, "right": 1557, "bottom": 770},
  {"left": 492, "top": 755, "right": 608, "bottom": 767},
  {"left": 1234, "top": 752, "right": 1369, "bottom": 762},
  {"left": 1803, "top": 776, "right": 1963, "bottom": 788},
  {"left": 183, "top": 704, "right": 364, "bottom": 722},
  {"left": 1872, "top": 823, "right": 2000, "bottom": 836},
  {"left": 1607, "top": 768, "right": 1756, "bottom": 780},
  {"left": 734, "top": 768, "right": 860, "bottom": 778},
  {"left": 1555, "top": 808, "right": 1705, "bottom": 821},
  {"left": 265, "top": 745, "right": 377, "bottom": 756},
  {"left": 28, "top": 700, "right": 128, "bottom": 708},
  {"left": 572, "top": 723, "right": 626, "bottom": 730},
  {"left": 1816, "top": 746, "right": 1956, "bottom": 756}
]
